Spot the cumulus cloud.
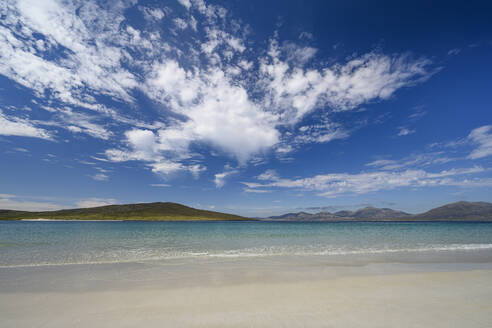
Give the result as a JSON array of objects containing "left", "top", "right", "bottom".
[
  {"left": 468, "top": 125, "right": 492, "bottom": 159},
  {"left": 105, "top": 128, "right": 206, "bottom": 177}
]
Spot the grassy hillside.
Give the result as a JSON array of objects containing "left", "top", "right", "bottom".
[{"left": 0, "top": 202, "right": 251, "bottom": 221}]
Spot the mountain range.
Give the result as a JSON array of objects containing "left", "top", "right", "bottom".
[
  {"left": 267, "top": 201, "right": 492, "bottom": 221},
  {"left": 1, "top": 201, "right": 492, "bottom": 221}
]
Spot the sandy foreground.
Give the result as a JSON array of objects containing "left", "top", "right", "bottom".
[{"left": 1, "top": 267, "right": 492, "bottom": 328}]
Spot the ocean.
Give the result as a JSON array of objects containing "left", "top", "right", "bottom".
[{"left": 2, "top": 221, "right": 492, "bottom": 267}]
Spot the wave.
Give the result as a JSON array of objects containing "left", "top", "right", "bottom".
[{"left": 1, "top": 243, "right": 492, "bottom": 268}]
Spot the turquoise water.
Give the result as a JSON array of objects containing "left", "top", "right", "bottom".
[{"left": 1, "top": 221, "right": 492, "bottom": 267}]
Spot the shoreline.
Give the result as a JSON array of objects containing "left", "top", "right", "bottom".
[
  {"left": 1, "top": 266, "right": 491, "bottom": 327},
  {"left": 2, "top": 243, "right": 492, "bottom": 269},
  {"left": 20, "top": 219, "right": 124, "bottom": 222},
  {"left": 3, "top": 218, "right": 492, "bottom": 222}
]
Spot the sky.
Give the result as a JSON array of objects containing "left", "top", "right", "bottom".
[{"left": 0, "top": 0, "right": 491, "bottom": 217}]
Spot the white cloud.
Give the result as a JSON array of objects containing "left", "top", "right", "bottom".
[
  {"left": 468, "top": 125, "right": 492, "bottom": 159},
  {"left": 142, "top": 63, "right": 281, "bottom": 163},
  {"left": 0, "top": 0, "right": 435, "bottom": 178},
  {"left": 90, "top": 173, "right": 109, "bottom": 181},
  {"left": 408, "top": 109, "right": 426, "bottom": 120},
  {"left": 37, "top": 110, "right": 112, "bottom": 140},
  {"left": 105, "top": 128, "right": 206, "bottom": 177},
  {"left": 257, "top": 169, "right": 279, "bottom": 181},
  {"left": 243, "top": 166, "right": 489, "bottom": 197},
  {"left": 295, "top": 122, "right": 349, "bottom": 144},
  {"left": 0, "top": 110, "right": 53, "bottom": 140},
  {"left": 150, "top": 183, "right": 171, "bottom": 187},
  {"left": 259, "top": 43, "right": 432, "bottom": 124},
  {"left": 447, "top": 48, "right": 461, "bottom": 56},
  {"left": 140, "top": 7, "right": 165, "bottom": 21},
  {"left": 398, "top": 127, "right": 415, "bottom": 136},
  {"left": 299, "top": 32, "right": 313, "bottom": 40},
  {"left": 76, "top": 198, "right": 116, "bottom": 208},
  {"left": 0, "top": 0, "right": 138, "bottom": 108},
  {"left": 0, "top": 195, "right": 63, "bottom": 211},
  {"left": 366, "top": 152, "right": 456, "bottom": 171},
  {"left": 177, "top": 0, "right": 191, "bottom": 10},
  {"left": 174, "top": 18, "right": 188, "bottom": 30},
  {"left": 214, "top": 165, "right": 239, "bottom": 188},
  {"left": 243, "top": 188, "right": 272, "bottom": 193}
]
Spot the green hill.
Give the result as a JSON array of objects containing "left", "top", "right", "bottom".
[{"left": 0, "top": 202, "right": 251, "bottom": 221}]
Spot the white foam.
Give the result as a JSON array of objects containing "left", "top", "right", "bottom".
[{"left": 2, "top": 244, "right": 492, "bottom": 268}]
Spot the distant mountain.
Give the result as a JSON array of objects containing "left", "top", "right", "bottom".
[
  {"left": 0, "top": 202, "right": 250, "bottom": 221},
  {"left": 267, "top": 202, "right": 492, "bottom": 221},
  {"left": 335, "top": 207, "right": 411, "bottom": 219},
  {"left": 3, "top": 201, "right": 492, "bottom": 222},
  {"left": 269, "top": 206, "right": 410, "bottom": 221},
  {"left": 269, "top": 211, "right": 339, "bottom": 221},
  {"left": 414, "top": 201, "right": 492, "bottom": 221}
]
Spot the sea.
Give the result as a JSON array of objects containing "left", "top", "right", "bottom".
[{"left": 2, "top": 221, "right": 492, "bottom": 268}]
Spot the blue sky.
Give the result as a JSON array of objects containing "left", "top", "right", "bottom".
[{"left": 0, "top": 0, "right": 491, "bottom": 217}]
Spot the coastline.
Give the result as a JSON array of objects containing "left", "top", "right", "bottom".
[
  {"left": 20, "top": 219, "right": 124, "bottom": 222},
  {"left": 1, "top": 221, "right": 492, "bottom": 327},
  {"left": 7, "top": 218, "right": 492, "bottom": 222}
]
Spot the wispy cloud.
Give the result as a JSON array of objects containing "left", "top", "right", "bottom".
[
  {"left": 0, "top": 194, "right": 63, "bottom": 211},
  {"left": 397, "top": 127, "right": 415, "bottom": 136},
  {"left": 243, "top": 188, "right": 272, "bottom": 193},
  {"left": 0, "top": 110, "right": 53, "bottom": 140},
  {"left": 244, "top": 166, "right": 490, "bottom": 197},
  {"left": 90, "top": 173, "right": 109, "bottom": 181},
  {"left": 447, "top": 48, "right": 461, "bottom": 56},
  {"left": 76, "top": 198, "right": 116, "bottom": 208},
  {"left": 468, "top": 125, "right": 492, "bottom": 159},
  {"left": 366, "top": 152, "right": 457, "bottom": 171}
]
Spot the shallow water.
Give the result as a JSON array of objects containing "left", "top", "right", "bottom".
[{"left": 1, "top": 221, "right": 492, "bottom": 267}]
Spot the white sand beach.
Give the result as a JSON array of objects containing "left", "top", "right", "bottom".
[{"left": 1, "top": 261, "right": 491, "bottom": 328}]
